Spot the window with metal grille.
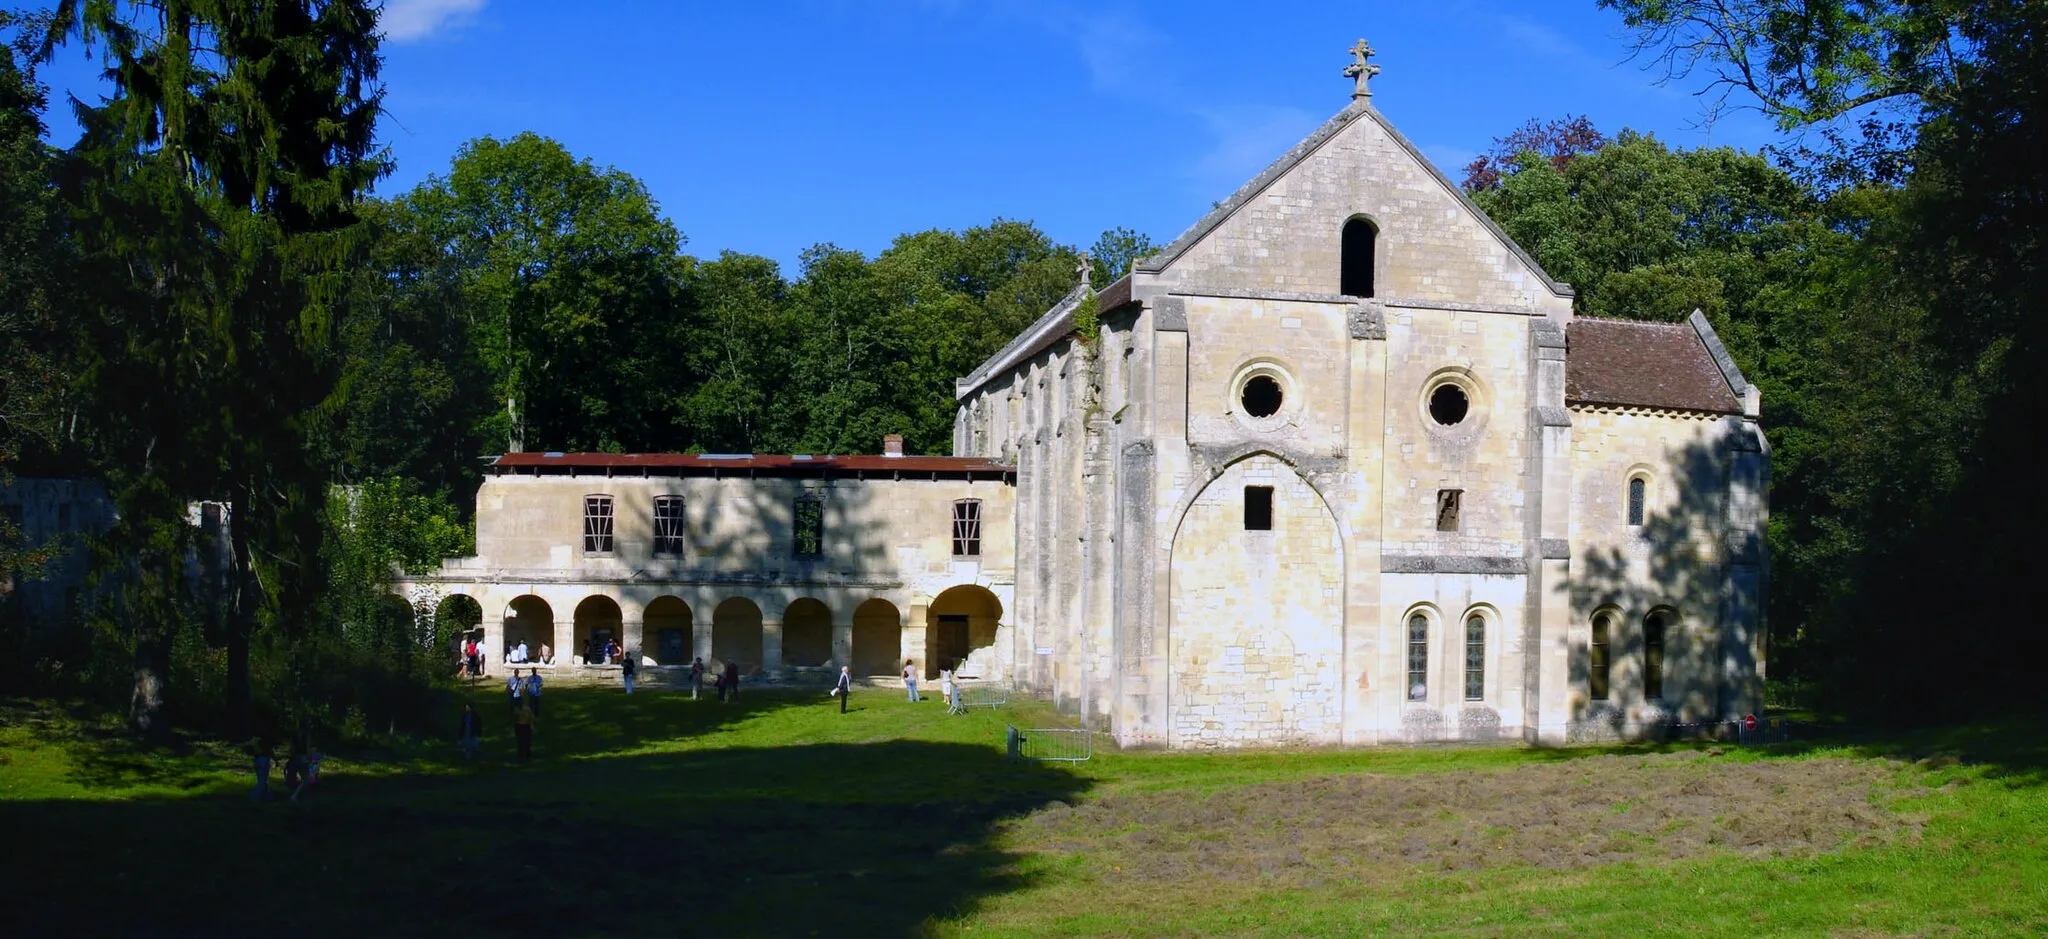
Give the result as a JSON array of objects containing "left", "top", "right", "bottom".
[
  {"left": 1436, "top": 489, "right": 1462, "bottom": 532},
  {"left": 1464, "top": 613, "right": 1485, "bottom": 701},
  {"left": 1627, "top": 477, "right": 1646, "bottom": 526},
  {"left": 1407, "top": 613, "right": 1428, "bottom": 701},
  {"left": 1590, "top": 611, "right": 1613, "bottom": 701},
  {"left": 1244, "top": 486, "right": 1274, "bottom": 531},
  {"left": 582, "top": 495, "right": 615, "bottom": 554},
  {"left": 793, "top": 497, "right": 824, "bottom": 558},
  {"left": 1644, "top": 610, "right": 1667, "bottom": 700},
  {"left": 951, "top": 500, "right": 983, "bottom": 557},
  {"left": 653, "top": 496, "right": 686, "bottom": 556}
]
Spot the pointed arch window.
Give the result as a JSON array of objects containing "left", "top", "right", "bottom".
[
  {"left": 1342, "top": 217, "right": 1378, "bottom": 298},
  {"left": 1590, "top": 611, "right": 1613, "bottom": 701},
  {"left": 1644, "top": 610, "right": 1667, "bottom": 700},
  {"left": 1464, "top": 613, "right": 1486, "bottom": 701},
  {"left": 1407, "top": 613, "right": 1428, "bottom": 701}
]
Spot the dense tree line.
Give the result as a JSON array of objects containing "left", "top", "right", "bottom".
[
  {"left": 2, "top": 0, "right": 2041, "bottom": 736},
  {"left": 0, "top": 3, "right": 1147, "bottom": 738}
]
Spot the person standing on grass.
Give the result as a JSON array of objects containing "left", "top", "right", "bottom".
[
  {"left": 525, "top": 670, "right": 544, "bottom": 719},
  {"left": 833, "top": 666, "right": 852, "bottom": 714},
  {"left": 621, "top": 651, "right": 637, "bottom": 694},
  {"left": 723, "top": 661, "right": 741, "bottom": 702},
  {"left": 458, "top": 703, "right": 484, "bottom": 761},
  {"left": 249, "top": 740, "right": 274, "bottom": 802},
  {"left": 506, "top": 669, "right": 523, "bottom": 713},
  {"left": 690, "top": 657, "right": 704, "bottom": 700},
  {"left": 903, "top": 659, "right": 920, "bottom": 702},
  {"left": 942, "top": 663, "right": 959, "bottom": 712},
  {"left": 513, "top": 701, "right": 534, "bottom": 762}
]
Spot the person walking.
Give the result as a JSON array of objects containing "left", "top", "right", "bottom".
[
  {"left": 621, "top": 651, "right": 637, "bottom": 694},
  {"left": 524, "top": 670, "right": 544, "bottom": 719},
  {"left": 506, "top": 669, "right": 523, "bottom": 713},
  {"left": 902, "top": 659, "right": 920, "bottom": 702},
  {"left": 723, "top": 661, "right": 741, "bottom": 702},
  {"left": 458, "top": 702, "right": 484, "bottom": 761},
  {"left": 513, "top": 701, "right": 534, "bottom": 762},
  {"left": 690, "top": 657, "right": 704, "bottom": 700},
  {"left": 832, "top": 666, "right": 853, "bottom": 714},
  {"left": 942, "top": 664, "right": 960, "bottom": 714}
]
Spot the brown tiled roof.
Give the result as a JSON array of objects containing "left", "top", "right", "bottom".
[
  {"left": 1566, "top": 319, "right": 1742, "bottom": 415},
  {"left": 492, "top": 452, "right": 1012, "bottom": 477}
]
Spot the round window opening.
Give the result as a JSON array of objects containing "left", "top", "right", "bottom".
[
  {"left": 1241, "top": 375, "right": 1284, "bottom": 418},
  {"left": 1428, "top": 384, "right": 1470, "bottom": 425}
]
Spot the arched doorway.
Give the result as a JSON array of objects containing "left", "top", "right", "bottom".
[
  {"left": 574, "top": 595, "right": 624, "bottom": 665},
  {"left": 852, "top": 598, "right": 902, "bottom": 677},
  {"left": 645, "top": 596, "right": 692, "bottom": 666},
  {"left": 1167, "top": 454, "right": 1344, "bottom": 747},
  {"left": 370, "top": 594, "right": 417, "bottom": 650},
  {"left": 504, "top": 596, "right": 553, "bottom": 665},
  {"left": 711, "top": 597, "right": 763, "bottom": 675},
  {"left": 782, "top": 598, "right": 832, "bottom": 667},
  {"left": 927, "top": 585, "right": 1002, "bottom": 680},
  {"left": 436, "top": 594, "right": 484, "bottom": 671}
]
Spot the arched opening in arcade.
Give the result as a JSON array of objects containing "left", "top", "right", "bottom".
[
  {"left": 782, "top": 598, "right": 832, "bottom": 668},
  {"left": 573, "top": 595, "right": 624, "bottom": 665},
  {"left": 370, "top": 594, "right": 417, "bottom": 651},
  {"left": 504, "top": 596, "right": 553, "bottom": 666},
  {"left": 712, "top": 597, "right": 764, "bottom": 676},
  {"left": 645, "top": 596, "right": 693, "bottom": 666},
  {"left": 851, "top": 598, "right": 902, "bottom": 677},
  {"left": 926, "top": 585, "right": 1002, "bottom": 680}
]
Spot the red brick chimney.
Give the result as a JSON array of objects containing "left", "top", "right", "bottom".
[{"left": 883, "top": 434, "right": 904, "bottom": 457}]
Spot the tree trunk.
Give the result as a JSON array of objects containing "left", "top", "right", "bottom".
[{"left": 224, "top": 493, "right": 254, "bottom": 740}]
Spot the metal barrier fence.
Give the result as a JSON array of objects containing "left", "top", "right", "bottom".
[
  {"left": 1665, "top": 716, "right": 1793, "bottom": 745},
  {"left": 951, "top": 680, "right": 1008, "bottom": 714},
  {"left": 1006, "top": 724, "right": 1094, "bottom": 762}
]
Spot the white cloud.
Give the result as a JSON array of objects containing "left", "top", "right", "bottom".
[{"left": 381, "top": 0, "right": 487, "bottom": 43}]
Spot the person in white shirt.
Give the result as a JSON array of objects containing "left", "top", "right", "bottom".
[
  {"left": 941, "top": 665, "right": 959, "bottom": 713},
  {"left": 509, "top": 640, "right": 529, "bottom": 664}
]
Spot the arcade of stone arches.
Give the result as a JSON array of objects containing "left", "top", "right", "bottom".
[{"left": 401, "top": 585, "right": 1004, "bottom": 681}]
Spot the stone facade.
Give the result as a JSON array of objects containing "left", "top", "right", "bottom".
[
  {"left": 952, "top": 98, "right": 1767, "bottom": 747},
  {"left": 402, "top": 89, "right": 1767, "bottom": 747}
]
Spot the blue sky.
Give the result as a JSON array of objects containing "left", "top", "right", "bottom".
[{"left": 29, "top": 0, "right": 1777, "bottom": 274}]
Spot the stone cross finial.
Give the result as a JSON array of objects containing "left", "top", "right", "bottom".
[
  {"left": 1077, "top": 252, "right": 1093, "bottom": 288},
  {"left": 1343, "top": 39, "right": 1380, "bottom": 100}
]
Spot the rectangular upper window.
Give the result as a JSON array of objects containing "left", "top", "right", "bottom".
[
  {"left": 793, "top": 497, "right": 824, "bottom": 558},
  {"left": 1244, "top": 486, "right": 1274, "bottom": 531},
  {"left": 582, "top": 495, "right": 615, "bottom": 554},
  {"left": 1436, "top": 489, "right": 1463, "bottom": 532},
  {"left": 652, "top": 496, "right": 686, "bottom": 556},
  {"left": 951, "top": 499, "right": 983, "bottom": 558}
]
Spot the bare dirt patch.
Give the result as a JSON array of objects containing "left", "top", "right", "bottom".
[{"left": 1010, "top": 752, "right": 1914, "bottom": 883}]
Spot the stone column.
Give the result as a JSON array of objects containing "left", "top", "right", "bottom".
[
  {"left": 1528, "top": 319, "right": 1576, "bottom": 745},
  {"left": 485, "top": 602, "right": 507, "bottom": 678},
  {"left": 761, "top": 617, "right": 783, "bottom": 674},
  {"left": 831, "top": 621, "right": 852, "bottom": 670},
  {"left": 552, "top": 606, "right": 574, "bottom": 668},
  {"left": 904, "top": 602, "right": 929, "bottom": 678},
  {"left": 623, "top": 617, "right": 645, "bottom": 666}
]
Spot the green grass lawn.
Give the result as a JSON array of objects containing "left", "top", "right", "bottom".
[{"left": 2, "top": 687, "right": 2044, "bottom": 938}]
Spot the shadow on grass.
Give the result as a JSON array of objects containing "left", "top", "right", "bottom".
[{"left": 0, "top": 690, "right": 1091, "bottom": 939}]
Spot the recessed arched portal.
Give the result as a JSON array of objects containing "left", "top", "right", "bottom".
[
  {"left": 712, "top": 597, "right": 764, "bottom": 675},
  {"left": 645, "top": 596, "right": 692, "bottom": 666},
  {"left": 370, "top": 594, "right": 417, "bottom": 649},
  {"left": 852, "top": 599, "right": 903, "bottom": 677},
  {"left": 573, "top": 595, "right": 624, "bottom": 665},
  {"left": 435, "top": 594, "right": 483, "bottom": 643},
  {"left": 782, "top": 598, "right": 832, "bottom": 667},
  {"left": 926, "top": 585, "right": 1003, "bottom": 680},
  {"left": 504, "top": 596, "right": 553, "bottom": 664}
]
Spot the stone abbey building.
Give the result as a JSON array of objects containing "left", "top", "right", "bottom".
[{"left": 400, "top": 45, "right": 1768, "bottom": 747}]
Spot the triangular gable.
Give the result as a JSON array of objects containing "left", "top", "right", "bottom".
[{"left": 1136, "top": 101, "right": 1573, "bottom": 300}]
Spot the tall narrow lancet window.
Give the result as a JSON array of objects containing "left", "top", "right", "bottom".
[
  {"left": 1590, "top": 611, "right": 1613, "bottom": 701},
  {"left": 1464, "top": 614, "right": 1485, "bottom": 701},
  {"left": 1407, "top": 614, "right": 1428, "bottom": 701},
  {"left": 1341, "top": 217, "right": 1378, "bottom": 297},
  {"left": 1627, "top": 477, "right": 1647, "bottom": 526},
  {"left": 1644, "top": 611, "right": 1667, "bottom": 700}
]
